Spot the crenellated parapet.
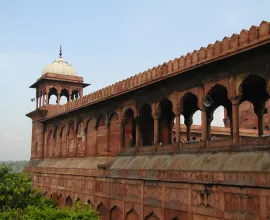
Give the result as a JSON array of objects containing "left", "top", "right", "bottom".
[{"left": 46, "top": 21, "right": 270, "bottom": 119}]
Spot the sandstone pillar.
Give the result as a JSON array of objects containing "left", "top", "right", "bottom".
[
  {"left": 46, "top": 93, "right": 49, "bottom": 104},
  {"left": 36, "top": 97, "right": 38, "bottom": 109},
  {"left": 206, "top": 113, "right": 213, "bottom": 140},
  {"left": 175, "top": 114, "right": 180, "bottom": 145},
  {"left": 200, "top": 108, "right": 207, "bottom": 141},
  {"left": 39, "top": 92, "right": 42, "bottom": 107},
  {"left": 153, "top": 115, "right": 159, "bottom": 146},
  {"left": 257, "top": 113, "right": 264, "bottom": 136},
  {"left": 231, "top": 99, "right": 240, "bottom": 145},
  {"left": 254, "top": 101, "right": 266, "bottom": 137},
  {"left": 42, "top": 93, "right": 45, "bottom": 106},
  {"left": 57, "top": 94, "right": 60, "bottom": 104},
  {"left": 184, "top": 117, "right": 193, "bottom": 141}
]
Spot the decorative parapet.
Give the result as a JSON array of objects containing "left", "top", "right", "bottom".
[{"left": 46, "top": 21, "right": 270, "bottom": 119}]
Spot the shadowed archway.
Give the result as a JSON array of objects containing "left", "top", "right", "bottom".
[
  {"left": 239, "top": 75, "right": 269, "bottom": 136},
  {"left": 123, "top": 108, "right": 136, "bottom": 147},
  {"left": 158, "top": 98, "right": 174, "bottom": 145},
  {"left": 139, "top": 103, "right": 154, "bottom": 146},
  {"left": 180, "top": 92, "right": 199, "bottom": 141}
]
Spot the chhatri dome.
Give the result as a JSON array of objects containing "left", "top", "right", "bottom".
[{"left": 41, "top": 45, "right": 77, "bottom": 76}]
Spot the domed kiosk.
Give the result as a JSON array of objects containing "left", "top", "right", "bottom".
[
  {"left": 29, "top": 46, "right": 89, "bottom": 109},
  {"left": 42, "top": 46, "right": 77, "bottom": 77}
]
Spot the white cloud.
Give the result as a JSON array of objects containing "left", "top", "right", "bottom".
[{"left": 3, "top": 132, "right": 24, "bottom": 141}]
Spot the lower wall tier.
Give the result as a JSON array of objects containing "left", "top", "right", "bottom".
[{"left": 29, "top": 171, "right": 270, "bottom": 220}]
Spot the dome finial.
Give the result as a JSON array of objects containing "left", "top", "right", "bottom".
[{"left": 59, "top": 44, "right": 62, "bottom": 58}]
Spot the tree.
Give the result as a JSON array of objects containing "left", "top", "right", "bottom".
[{"left": 0, "top": 163, "right": 99, "bottom": 220}]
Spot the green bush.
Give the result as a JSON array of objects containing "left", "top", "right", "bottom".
[{"left": 0, "top": 163, "right": 99, "bottom": 220}]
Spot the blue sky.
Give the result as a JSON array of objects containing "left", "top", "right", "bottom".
[{"left": 0, "top": 0, "right": 270, "bottom": 160}]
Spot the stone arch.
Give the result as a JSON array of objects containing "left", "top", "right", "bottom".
[
  {"left": 57, "top": 194, "right": 65, "bottom": 207},
  {"left": 96, "top": 115, "right": 107, "bottom": 155},
  {"left": 110, "top": 206, "right": 122, "bottom": 220},
  {"left": 86, "top": 199, "right": 93, "bottom": 208},
  {"left": 66, "top": 196, "right": 73, "bottom": 207},
  {"left": 48, "top": 87, "right": 58, "bottom": 104},
  {"left": 139, "top": 103, "right": 154, "bottom": 146},
  {"left": 158, "top": 98, "right": 174, "bottom": 145},
  {"left": 97, "top": 202, "right": 107, "bottom": 220},
  {"left": 60, "top": 125, "right": 67, "bottom": 157},
  {"left": 239, "top": 75, "right": 269, "bottom": 136},
  {"left": 180, "top": 92, "right": 200, "bottom": 141},
  {"left": 71, "top": 89, "right": 80, "bottom": 100},
  {"left": 125, "top": 209, "right": 139, "bottom": 220},
  {"left": 46, "top": 128, "right": 54, "bottom": 158},
  {"left": 206, "top": 84, "right": 232, "bottom": 140},
  {"left": 145, "top": 212, "right": 159, "bottom": 220},
  {"left": 86, "top": 118, "right": 97, "bottom": 156},
  {"left": 123, "top": 108, "right": 136, "bottom": 147},
  {"left": 60, "top": 88, "right": 69, "bottom": 104},
  {"left": 76, "top": 121, "right": 86, "bottom": 157},
  {"left": 68, "top": 123, "right": 76, "bottom": 157},
  {"left": 109, "top": 112, "right": 121, "bottom": 154}
]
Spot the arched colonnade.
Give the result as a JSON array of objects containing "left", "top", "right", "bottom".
[
  {"left": 45, "top": 191, "right": 182, "bottom": 220},
  {"left": 44, "top": 74, "right": 270, "bottom": 157},
  {"left": 36, "top": 86, "right": 82, "bottom": 108}
]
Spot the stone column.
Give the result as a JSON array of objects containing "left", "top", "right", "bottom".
[
  {"left": 200, "top": 108, "right": 207, "bottom": 142},
  {"left": 231, "top": 99, "right": 240, "bottom": 145},
  {"left": 36, "top": 97, "right": 38, "bottom": 109},
  {"left": 254, "top": 101, "right": 266, "bottom": 137},
  {"left": 207, "top": 113, "right": 213, "bottom": 140},
  {"left": 153, "top": 114, "right": 159, "bottom": 146},
  {"left": 42, "top": 93, "right": 45, "bottom": 106},
  {"left": 175, "top": 114, "right": 180, "bottom": 145},
  {"left": 229, "top": 117, "right": 233, "bottom": 138},
  {"left": 135, "top": 117, "right": 140, "bottom": 147},
  {"left": 57, "top": 94, "right": 60, "bottom": 104},
  {"left": 79, "top": 90, "right": 83, "bottom": 98},
  {"left": 46, "top": 93, "right": 49, "bottom": 104},
  {"left": 184, "top": 117, "right": 193, "bottom": 141},
  {"left": 39, "top": 92, "right": 42, "bottom": 107},
  {"left": 69, "top": 94, "right": 72, "bottom": 102},
  {"left": 257, "top": 112, "right": 264, "bottom": 136},
  {"left": 173, "top": 104, "right": 181, "bottom": 147}
]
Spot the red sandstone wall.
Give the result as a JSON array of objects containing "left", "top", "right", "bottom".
[
  {"left": 31, "top": 122, "right": 44, "bottom": 159},
  {"left": 87, "top": 119, "right": 97, "bottom": 156},
  {"left": 31, "top": 171, "right": 269, "bottom": 220}
]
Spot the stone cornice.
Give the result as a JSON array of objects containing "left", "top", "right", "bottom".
[
  {"left": 25, "top": 167, "right": 270, "bottom": 188},
  {"left": 40, "top": 21, "right": 270, "bottom": 121}
]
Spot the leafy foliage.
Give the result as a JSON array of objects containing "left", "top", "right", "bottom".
[{"left": 0, "top": 163, "right": 99, "bottom": 220}]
